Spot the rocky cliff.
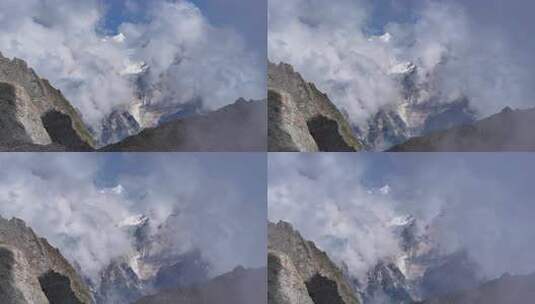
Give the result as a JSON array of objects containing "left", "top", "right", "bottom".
[
  {"left": 268, "top": 221, "right": 360, "bottom": 304},
  {"left": 0, "top": 52, "right": 94, "bottom": 151},
  {"left": 268, "top": 62, "right": 362, "bottom": 152},
  {"left": 0, "top": 216, "right": 93, "bottom": 304}
]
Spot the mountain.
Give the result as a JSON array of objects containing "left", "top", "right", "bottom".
[
  {"left": 268, "top": 221, "right": 360, "bottom": 304},
  {"left": 136, "top": 267, "right": 267, "bottom": 304},
  {"left": 422, "top": 272, "right": 535, "bottom": 304},
  {"left": 0, "top": 52, "right": 95, "bottom": 151},
  {"left": 0, "top": 215, "right": 93, "bottom": 304},
  {"left": 1, "top": 52, "right": 266, "bottom": 152},
  {"left": 268, "top": 62, "right": 363, "bottom": 152},
  {"left": 389, "top": 106, "right": 535, "bottom": 151},
  {"left": 357, "top": 62, "right": 476, "bottom": 150},
  {"left": 101, "top": 98, "right": 267, "bottom": 152},
  {"left": 134, "top": 266, "right": 267, "bottom": 304},
  {"left": 93, "top": 214, "right": 212, "bottom": 304},
  {"left": 270, "top": 217, "right": 487, "bottom": 304}
]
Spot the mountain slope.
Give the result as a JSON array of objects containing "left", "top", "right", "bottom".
[
  {"left": 422, "top": 272, "right": 535, "bottom": 304},
  {"left": 389, "top": 107, "right": 535, "bottom": 152},
  {"left": 0, "top": 52, "right": 95, "bottom": 151},
  {"left": 134, "top": 267, "right": 267, "bottom": 304},
  {"left": 0, "top": 215, "right": 93, "bottom": 304},
  {"left": 268, "top": 62, "right": 362, "bottom": 152},
  {"left": 268, "top": 221, "right": 360, "bottom": 304},
  {"left": 101, "top": 99, "right": 267, "bottom": 152}
]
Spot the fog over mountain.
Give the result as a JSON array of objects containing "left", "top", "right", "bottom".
[
  {"left": 0, "top": 0, "right": 265, "bottom": 128},
  {"left": 0, "top": 153, "right": 266, "bottom": 283},
  {"left": 268, "top": 154, "right": 535, "bottom": 286},
  {"left": 269, "top": 0, "right": 535, "bottom": 127}
]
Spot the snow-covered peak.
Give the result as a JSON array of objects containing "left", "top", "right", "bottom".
[
  {"left": 388, "top": 61, "right": 417, "bottom": 75},
  {"left": 99, "top": 184, "right": 125, "bottom": 195},
  {"left": 388, "top": 215, "right": 414, "bottom": 228},
  {"left": 120, "top": 61, "right": 148, "bottom": 76},
  {"left": 118, "top": 214, "right": 149, "bottom": 228},
  {"left": 369, "top": 32, "right": 392, "bottom": 43},
  {"left": 112, "top": 33, "right": 126, "bottom": 43}
]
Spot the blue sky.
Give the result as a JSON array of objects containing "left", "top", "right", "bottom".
[{"left": 101, "top": 0, "right": 266, "bottom": 56}]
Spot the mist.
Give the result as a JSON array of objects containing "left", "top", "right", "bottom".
[
  {"left": 0, "top": 0, "right": 265, "bottom": 127},
  {"left": 0, "top": 153, "right": 267, "bottom": 280},
  {"left": 268, "top": 0, "right": 535, "bottom": 126},
  {"left": 268, "top": 153, "right": 535, "bottom": 281}
]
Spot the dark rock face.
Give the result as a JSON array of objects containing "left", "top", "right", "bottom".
[
  {"left": 0, "top": 216, "right": 93, "bottom": 304},
  {"left": 268, "top": 62, "right": 362, "bottom": 152},
  {"left": 307, "top": 116, "right": 355, "bottom": 151},
  {"left": 306, "top": 274, "right": 345, "bottom": 304},
  {"left": 134, "top": 267, "right": 267, "bottom": 304},
  {"left": 0, "top": 53, "right": 95, "bottom": 151},
  {"left": 423, "top": 272, "right": 535, "bottom": 304},
  {"left": 102, "top": 99, "right": 267, "bottom": 152},
  {"left": 41, "top": 111, "right": 93, "bottom": 151},
  {"left": 38, "top": 271, "right": 84, "bottom": 304},
  {"left": 389, "top": 107, "right": 535, "bottom": 152},
  {"left": 268, "top": 221, "right": 360, "bottom": 304}
]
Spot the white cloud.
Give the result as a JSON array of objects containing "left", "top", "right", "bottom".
[
  {"left": 269, "top": 0, "right": 535, "bottom": 125},
  {"left": 269, "top": 154, "right": 535, "bottom": 280},
  {"left": 0, "top": 154, "right": 266, "bottom": 280},
  {"left": 0, "top": 0, "right": 264, "bottom": 127}
]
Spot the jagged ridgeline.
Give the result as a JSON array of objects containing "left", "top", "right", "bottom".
[
  {"left": 268, "top": 62, "right": 363, "bottom": 152},
  {"left": 0, "top": 216, "right": 92, "bottom": 304},
  {"left": 0, "top": 52, "right": 267, "bottom": 152},
  {"left": 269, "top": 61, "right": 535, "bottom": 152},
  {"left": 268, "top": 221, "right": 360, "bottom": 304},
  {"left": 0, "top": 53, "right": 95, "bottom": 151},
  {"left": 0, "top": 215, "right": 267, "bottom": 304}
]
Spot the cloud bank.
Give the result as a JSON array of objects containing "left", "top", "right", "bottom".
[
  {"left": 269, "top": 0, "right": 535, "bottom": 125},
  {"left": 0, "top": 0, "right": 265, "bottom": 126},
  {"left": 0, "top": 153, "right": 266, "bottom": 280},
  {"left": 268, "top": 153, "right": 535, "bottom": 281}
]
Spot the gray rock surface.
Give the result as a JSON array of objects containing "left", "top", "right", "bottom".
[
  {"left": 268, "top": 62, "right": 362, "bottom": 152},
  {"left": 268, "top": 221, "right": 360, "bottom": 304},
  {"left": 0, "top": 52, "right": 95, "bottom": 150},
  {"left": 0, "top": 216, "right": 93, "bottom": 304},
  {"left": 388, "top": 107, "right": 535, "bottom": 152},
  {"left": 269, "top": 250, "right": 314, "bottom": 304},
  {"left": 101, "top": 98, "right": 267, "bottom": 152},
  {"left": 422, "top": 272, "right": 535, "bottom": 304},
  {"left": 134, "top": 267, "right": 267, "bottom": 304}
]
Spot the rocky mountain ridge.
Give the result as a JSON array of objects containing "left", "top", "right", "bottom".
[
  {"left": 134, "top": 266, "right": 267, "bottom": 304},
  {"left": 0, "top": 52, "right": 95, "bottom": 151},
  {"left": 268, "top": 61, "right": 478, "bottom": 151},
  {"left": 0, "top": 215, "right": 93, "bottom": 304},
  {"left": 268, "top": 62, "right": 363, "bottom": 152},
  {"left": 1, "top": 52, "right": 266, "bottom": 152},
  {"left": 268, "top": 221, "right": 360, "bottom": 304},
  {"left": 389, "top": 106, "right": 535, "bottom": 151}
]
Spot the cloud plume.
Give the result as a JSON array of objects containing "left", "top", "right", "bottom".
[
  {"left": 0, "top": 0, "right": 265, "bottom": 127},
  {"left": 0, "top": 153, "right": 266, "bottom": 280},
  {"left": 269, "top": 153, "right": 535, "bottom": 281},
  {"left": 269, "top": 0, "right": 535, "bottom": 125}
]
